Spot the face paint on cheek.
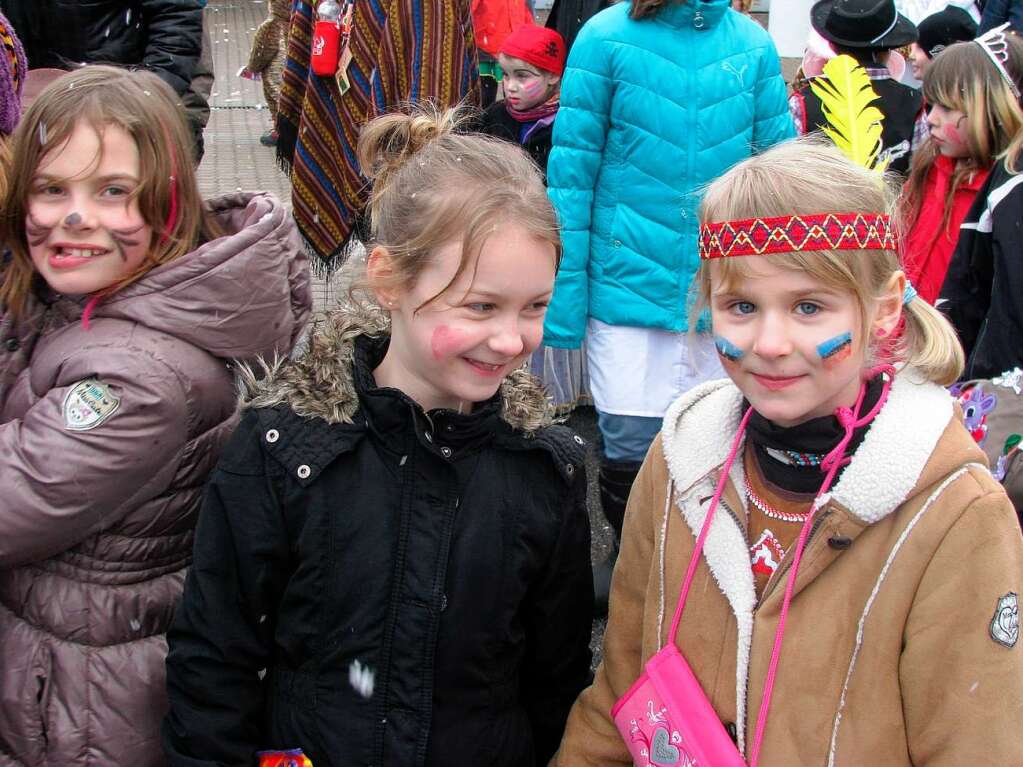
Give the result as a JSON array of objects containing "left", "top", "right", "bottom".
[
  {"left": 110, "top": 223, "right": 148, "bottom": 261},
  {"left": 25, "top": 213, "right": 52, "bottom": 247},
  {"left": 817, "top": 332, "right": 853, "bottom": 367},
  {"left": 522, "top": 80, "right": 544, "bottom": 98},
  {"left": 944, "top": 119, "right": 966, "bottom": 146},
  {"left": 714, "top": 335, "right": 745, "bottom": 362},
  {"left": 430, "top": 325, "right": 468, "bottom": 361}
]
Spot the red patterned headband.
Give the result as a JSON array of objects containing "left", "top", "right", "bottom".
[{"left": 699, "top": 213, "right": 895, "bottom": 260}]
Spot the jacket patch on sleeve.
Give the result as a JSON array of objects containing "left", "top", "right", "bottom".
[
  {"left": 63, "top": 379, "right": 121, "bottom": 431},
  {"left": 990, "top": 592, "right": 1019, "bottom": 649}
]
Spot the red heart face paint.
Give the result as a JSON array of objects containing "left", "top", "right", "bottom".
[
  {"left": 26, "top": 120, "right": 153, "bottom": 295},
  {"left": 372, "top": 222, "right": 557, "bottom": 413},
  {"left": 430, "top": 325, "right": 468, "bottom": 361},
  {"left": 927, "top": 104, "right": 971, "bottom": 159}
]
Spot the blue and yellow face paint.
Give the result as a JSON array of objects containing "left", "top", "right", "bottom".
[
  {"left": 816, "top": 332, "right": 852, "bottom": 366},
  {"left": 715, "top": 335, "right": 744, "bottom": 362}
]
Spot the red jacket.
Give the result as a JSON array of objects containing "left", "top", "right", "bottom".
[
  {"left": 472, "top": 0, "right": 534, "bottom": 56},
  {"left": 903, "top": 154, "right": 990, "bottom": 304}
]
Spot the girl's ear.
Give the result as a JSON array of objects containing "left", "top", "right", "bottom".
[
  {"left": 366, "top": 245, "right": 400, "bottom": 309},
  {"left": 873, "top": 270, "right": 906, "bottom": 337}
]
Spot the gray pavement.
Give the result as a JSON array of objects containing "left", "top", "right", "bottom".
[{"left": 197, "top": 0, "right": 610, "bottom": 666}]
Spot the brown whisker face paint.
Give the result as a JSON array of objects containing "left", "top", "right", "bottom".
[
  {"left": 25, "top": 214, "right": 52, "bottom": 247},
  {"left": 110, "top": 223, "right": 148, "bottom": 261}
]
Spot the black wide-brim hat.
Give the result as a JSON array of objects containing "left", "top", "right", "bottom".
[{"left": 811, "top": 0, "right": 918, "bottom": 49}]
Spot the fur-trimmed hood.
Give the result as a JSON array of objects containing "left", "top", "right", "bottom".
[{"left": 240, "top": 302, "right": 557, "bottom": 434}]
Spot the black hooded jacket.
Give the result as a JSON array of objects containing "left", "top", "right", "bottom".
[
  {"left": 939, "top": 156, "right": 1023, "bottom": 379},
  {"left": 162, "top": 310, "right": 594, "bottom": 767},
  {"left": 477, "top": 101, "right": 554, "bottom": 181},
  {"left": 0, "top": 0, "right": 202, "bottom": 95}
]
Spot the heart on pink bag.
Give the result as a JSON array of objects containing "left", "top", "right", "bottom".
[{"left": 650, "top": 726, "right": 682, "bottom": 766}]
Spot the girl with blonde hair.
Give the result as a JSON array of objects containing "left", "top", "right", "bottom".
[
  {"left": 553, "top": 138, "right": 1023, "bottom": 766},
  {"left": 0, "top": 65, "right": 310, "bottom": 767},
  {"left": 163, "top": 105, "right": 593, "bottom": 767},
  {"left": 901, "top": 30, "right": 1023, "bottom": 305}
]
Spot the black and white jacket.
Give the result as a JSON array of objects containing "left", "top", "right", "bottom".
[{"left": 939, "top": 157, "right": 1023, "bottom": 380}]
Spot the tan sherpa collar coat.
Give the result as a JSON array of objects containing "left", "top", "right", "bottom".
[{"left": 555, "top": 372, "right": 1023, "bottom": 766}]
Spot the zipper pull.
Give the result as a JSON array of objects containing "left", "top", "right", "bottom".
[{"left": 693, "top": 10, "right": 706, "bottom": 28}]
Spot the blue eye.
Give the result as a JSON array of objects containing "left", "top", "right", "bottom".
[
  {"left": 796, "top": 302, "right": 821, "bottom": 315},
  {"left": 467, "top": 303, "right": 495, "bottom": 313},
  {"left": 731, "top": 301, "right": 755, "bottom": 315}
]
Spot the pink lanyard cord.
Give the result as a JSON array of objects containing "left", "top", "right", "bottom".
[
  {"left": 748, "top": 365, "right": 894, "bottom": 766},
  {"left": 664, "top": 367, "right": 895, "bottom": 765},
  {"left": 669, "top": 406, "right": 754, "bottom": 641}
]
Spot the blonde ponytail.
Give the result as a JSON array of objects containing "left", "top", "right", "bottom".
[{"left": 900, "top": 294, "right": 965, "bottom": 386}]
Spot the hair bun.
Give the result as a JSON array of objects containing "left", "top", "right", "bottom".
[{"left": 357, "top": 104, "right": 463, "bottom": 189}]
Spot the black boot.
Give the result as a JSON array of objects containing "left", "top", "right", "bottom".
[{"left": 593, "top": 460, "right": 642, "bottom": 617}]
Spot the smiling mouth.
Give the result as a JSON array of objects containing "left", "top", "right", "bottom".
[
  {"left": 53, "top": 246, "right": 111, "bottom": 259},
  {"left": 463, "top": 357, "right": 506, "bottom": 375},
  {"left": 751, "top": 372, "right": 805, "bottom": 390}
]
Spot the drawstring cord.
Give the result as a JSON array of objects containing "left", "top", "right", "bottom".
[{"left": 749, "top": 364, "right": 895, "bottom": 766}]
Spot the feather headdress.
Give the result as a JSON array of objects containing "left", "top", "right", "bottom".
[{"left": 810, "top": 54, "right": 887, "bottom": 172}]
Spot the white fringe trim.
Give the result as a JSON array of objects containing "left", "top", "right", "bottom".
[{"left": 826, "top": 463, "right": 986, "bottom": 765}]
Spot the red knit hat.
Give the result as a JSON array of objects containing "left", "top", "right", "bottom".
[{"left": 499, "top": 25, "right": 567, "bottom": 76}]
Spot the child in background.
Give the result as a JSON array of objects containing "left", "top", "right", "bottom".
[
  {"left": 472, "top": 0, "right": 535, "bottom": 107},
  {"left": 554, "top": 139, "right": 1023, "bottom": 765},
  {"left": 901, "top": 33, "right": 1023, "bottom": 305},
  {"left": 907, "top": 5, "right": 977, "bottom": 81},
  {"left": 479, "top": 24, "right": 564, "bottom": 180},
  {"left": 242, "top": 0, "right": 291, "bottom": 146},
  {"left": 478, "top": 24, "right": 588, "bottom": 414},
  {"left": 940, "top": 27, "right": 1023, "bottom": 379},
  {"left": 792, "top": 0, "right": 922, "bottom": 174},
  {"left": 0, "top": 66, "right": 310, "bottom": 767},
  {"left": 162, "top": 107, "right": 593, "bottom": 767}
]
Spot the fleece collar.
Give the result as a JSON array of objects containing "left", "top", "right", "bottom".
[
  {"left": 658, "top": 371, "right": 955, "bottom": 751},
  {"left": 661, "top": 371, "right": 954, "bottom": 522}
]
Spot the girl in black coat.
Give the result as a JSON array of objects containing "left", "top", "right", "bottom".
[
  {"left": 478, "top": 24, "right": 566, "bottom": 181},
  {"left": 162, "top": 106, "right": 593, "bottom": 767}
]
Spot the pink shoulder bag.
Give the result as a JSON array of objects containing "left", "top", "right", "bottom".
[{"left": 611, "top": 370, "right": 893, "bottom": 767}]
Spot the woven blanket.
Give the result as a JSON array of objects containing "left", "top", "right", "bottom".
[{"left": 277, "top": 0, "right": 480, "bottom": 267}]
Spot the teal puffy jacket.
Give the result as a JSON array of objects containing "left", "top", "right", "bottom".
[{"left": 544, "top": 0, "right": 794, "bottom": 348}]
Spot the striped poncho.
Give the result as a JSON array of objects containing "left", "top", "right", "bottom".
[{"left": 277, "top": 0, "right": 480, "bottom": 266}]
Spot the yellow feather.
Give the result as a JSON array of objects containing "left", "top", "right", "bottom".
[{"left": 809, "top": 55, "right": 887, "bottom": 171}]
